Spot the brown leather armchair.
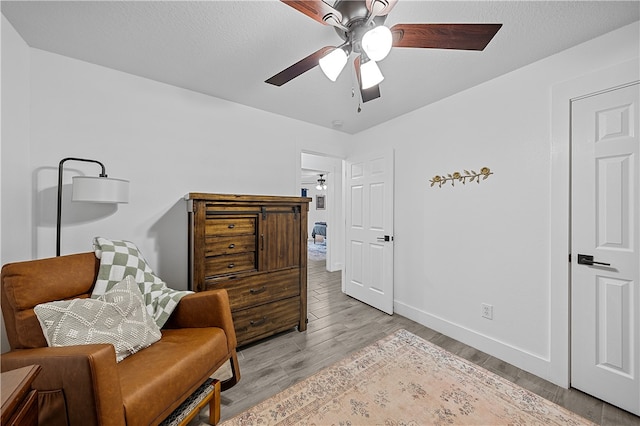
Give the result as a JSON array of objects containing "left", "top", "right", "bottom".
[{"left": 1, "top": 252, "right": 240, "bottom": 425}]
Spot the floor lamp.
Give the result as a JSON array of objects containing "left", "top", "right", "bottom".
[{"left": 56, "top": 157, "right": 129, "bottom": 256}]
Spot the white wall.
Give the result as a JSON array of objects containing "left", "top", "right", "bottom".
[
  {"left": 0, "top": 25, "right": 349, "bottom": 350},
  {"left": 305, "top": 187, "right": 328, "bottom": 233},
  {"left": 24, "top": 48, "right": 349, "bottom": 283},
  {"left": 349, "top": 21, "right": 640, "bottom": 386},
  {"left": 1, "top": 15, "right": 31, "bottom": 353},
  {"left": 1, "top": 16, "right": 31, "bottom": 264}
]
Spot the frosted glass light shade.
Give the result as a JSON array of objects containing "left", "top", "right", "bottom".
[
  {"left": 360, "top": 60, "right": 384, "bottom": 89},
  {"left": 362, "top": 25, "right": 392, "bottom": 62},
  {"left": 319, "top": 48, "right": 348, "bottom": 81},
  {"left": 72, "top": 176, "right": 129, "bottom": 203}
]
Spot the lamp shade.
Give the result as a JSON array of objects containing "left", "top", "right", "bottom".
[
  {"left": 319, "top": 47, "right": 348, "bottom": 81},
  {"left": 360, "top": 59, "right": 384, "bottom": 89},
  {"left": 72, "top": 176, "right": 129, "bottom": 203},
  {"left": 362, "top": 25, "right": 393, "bottom": 62}
]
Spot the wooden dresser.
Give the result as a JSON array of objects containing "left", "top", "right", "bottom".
[{"left": 186, "top": 193, "right": 311, "bottom": 346}]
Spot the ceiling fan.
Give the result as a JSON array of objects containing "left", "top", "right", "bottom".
[{"left": 265, "top": 0, "right": 502, "bottom": 103}]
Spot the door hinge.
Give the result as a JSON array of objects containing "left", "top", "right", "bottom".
[
  {"left": 568, "top": 253, "right": 571, "bottom": 263},
  {"left": 261, "top": 206, "right": 267, "bottom": 220}
]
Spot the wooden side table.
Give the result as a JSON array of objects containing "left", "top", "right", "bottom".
[{"left": 1, "top": 365, "right": 41, "bottom": 426}]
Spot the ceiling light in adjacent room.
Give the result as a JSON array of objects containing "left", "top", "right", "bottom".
[{"left": 316, "top": 174, "right": 327, "bottom": 190}]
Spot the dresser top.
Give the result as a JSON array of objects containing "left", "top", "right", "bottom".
[{"left": 185, "top": 193, "right": 312, "bottom": 203}]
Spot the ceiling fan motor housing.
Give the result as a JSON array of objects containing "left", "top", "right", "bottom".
[{"left": 333, "top": 0, "right": 387, "bottom": 53}]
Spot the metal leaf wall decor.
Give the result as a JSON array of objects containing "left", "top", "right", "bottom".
[{"left": 430, "top": 167, "right": 493, "bottom": 188}]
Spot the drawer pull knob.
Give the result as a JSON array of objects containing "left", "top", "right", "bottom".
[
  {"left": 249, "top": 286, "right": 266, "bottom": 295},
  {"left": 228, "top": 224, "right": 235, "bottom": 229},
  {"left": 229, "top": 243, "right": 235, "bottom": 249},
  {"left": 228, "top": 263, "right": 235, "bottom": 268},
  {"left": 250, "top": 316, "right": 268, "bottom": 327}
]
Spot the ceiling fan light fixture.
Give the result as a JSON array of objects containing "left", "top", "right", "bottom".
[
  {"left": 319, "top": 47, "right": 348, "bottom": 81},
  {"left": 316, "top": 174, "right": 327, "bottom": 190},
  {"left": 360, "top": 59, "right": 384, "bottom": 89},
  {"left": 361, "top": 25, "right": 393, "bottom": 61}
]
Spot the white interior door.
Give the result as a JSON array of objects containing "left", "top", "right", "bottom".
[
  {"left": 571, "top": 82, "right": 640, "bottom": 415},
  {"left": 345, "top": 149, "right": 394, "bottom": 314}
]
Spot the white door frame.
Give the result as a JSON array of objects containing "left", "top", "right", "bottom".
[{"left": 550, "top": 58, "right": 639, "bottom": 387}]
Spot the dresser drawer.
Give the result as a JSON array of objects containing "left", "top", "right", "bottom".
[
  {"left": 205, "top": 269, "right": 300, "bottom": 310},
  {"left": 205, "top": 252, "right": 256, "bottom": 277},
  {"left": 233, "top": 297, "right": 301, "bottom": 346},
  {"left": 205, "top": 235, "right": 256, "bottom": 256},
  {"left": 205, "top": 216, "right": 256, "bottom": 236}
]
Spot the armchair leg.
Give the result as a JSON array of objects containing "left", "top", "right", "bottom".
[
  {"left": 209, "top": 379, "right": 221, "bottom": 425},
  {"left": 221, "top": 351, "right": 241, "bottom": 391}
]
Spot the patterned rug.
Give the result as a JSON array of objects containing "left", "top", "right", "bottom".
[
  {"left": 221, "top": 329, "right": 593, "bottom": 425},
  {"left": 307, "top": 240, "right": 326, "bottom": 261}
]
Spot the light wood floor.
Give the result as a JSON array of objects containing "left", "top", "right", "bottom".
[{"left": 191, "top": 259, "right": 640, "bottom": 425}]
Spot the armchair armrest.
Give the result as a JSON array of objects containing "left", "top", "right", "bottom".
[
  {"left": 163, "top": 289, "right": 237, "bottom": 352},
  {"left": 1, "top": 344, "right": 125, "bottom": 426}
]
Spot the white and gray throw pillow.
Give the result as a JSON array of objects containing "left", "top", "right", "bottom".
[
  {"left": 91, "top": 237, "right": 192, "bottom": 328},
  {"left": 34, "top": 275, "right": 162, "bottom": 362}
]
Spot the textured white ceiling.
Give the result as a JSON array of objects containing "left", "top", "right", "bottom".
[{"left": 3, "top": 1, "right": 639, "bottom": 134}]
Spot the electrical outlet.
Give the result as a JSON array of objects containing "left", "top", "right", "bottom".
[{"left": 481, "top": 303, "right": 493, "bottom": 320}]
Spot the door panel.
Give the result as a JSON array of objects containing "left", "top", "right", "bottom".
[
  {"left": 571, "top": 82, "right": 639, "bottom": 415},
  {"left": 345, "top": 149, "right": 394, "bottom": 314},
  {"left": 596, "top": 276, "right": 632, "bottom": 376},
  {"left": 597, "top": 155, "right": 632, "bottom": 249},
  {"left": 261, "top": 208, "right": 301, "bottom": 271}
]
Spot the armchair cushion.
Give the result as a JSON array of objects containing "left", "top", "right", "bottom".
[
  {"left": 34, "top": 275, "right": 161, "bottom": 362},
  {"left": 91, "top": 237, "right": 192, "bottom": 327}
]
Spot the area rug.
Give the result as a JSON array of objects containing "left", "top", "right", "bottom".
[
  {"left": 307, "top": 240, "right": 326, "bottom": 261},
  {"left": 221, "top": 329, "right": 593, "bottom": 425}
]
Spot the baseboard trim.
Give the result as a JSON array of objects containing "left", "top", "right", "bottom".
[{"left": 394, "top": 300, "right": 566, "bottom": 387}]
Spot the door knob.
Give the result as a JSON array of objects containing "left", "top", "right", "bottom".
[
  {"left": 577, "top": 254, "right": 611, "bottom": 266},
  {"left": 376, "top": 235, "right": 393, "bottom": 242}
]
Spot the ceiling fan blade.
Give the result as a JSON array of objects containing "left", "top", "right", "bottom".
[
  {"left": 354, "top": 56, "right": 381, "bottom": 103},
  {"left": 265, "top": 46, "right": 334, "bottom": 87},
  {"left": 365, "top": 0, "right": 398, "bottom": 18},
  {"left": 391, "top": 23, "right": 502, "bottom": 51},
  {"left": 281, "top": 0, "right": 345, "bottom": 29}
]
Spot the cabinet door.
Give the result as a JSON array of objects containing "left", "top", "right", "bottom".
[{"left": 260, "top": 206, "right": 301, "bottom": 271}]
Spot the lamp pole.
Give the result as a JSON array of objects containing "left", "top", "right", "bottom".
[{"left": 56, "top": 157, "right": 107, "bottom": 256}]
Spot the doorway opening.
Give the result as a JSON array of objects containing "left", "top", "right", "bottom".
[{"left": 301, "top": 152, "right": 344, "bottom": 272}]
